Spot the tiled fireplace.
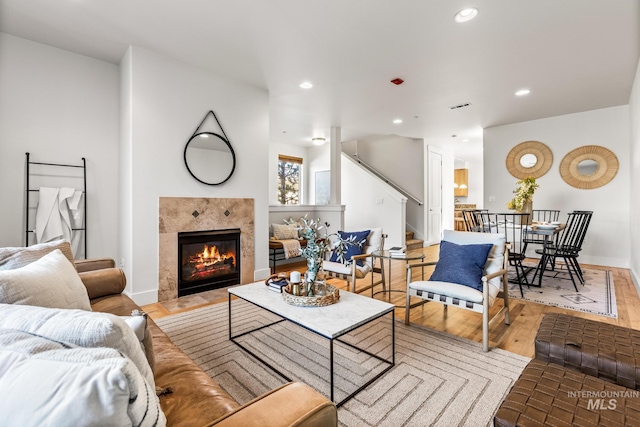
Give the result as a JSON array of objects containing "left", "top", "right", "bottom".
[{"left": 158, "top": 197, "right": 254, "bottom": 302}]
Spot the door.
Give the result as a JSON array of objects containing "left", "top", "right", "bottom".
[{"left": 426, "top": 147, "right": 442, "bottom": 245}]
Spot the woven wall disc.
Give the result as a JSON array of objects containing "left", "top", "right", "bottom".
[
  {"left": 506, "top": 141, "right": 553, "bottom": 179},
  {"left": 559, "top": 145, "right": 618, "bottom": 189}
]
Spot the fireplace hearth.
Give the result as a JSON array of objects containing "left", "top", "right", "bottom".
[{"left": 177, "top": 229, "right": 241, "bottom": 297}]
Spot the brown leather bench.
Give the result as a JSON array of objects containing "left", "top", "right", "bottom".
[{"left": 495, "top": 313, "right": 640, "bottom": 426}]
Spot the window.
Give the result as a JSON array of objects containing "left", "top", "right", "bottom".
[{"left": 277, "top": 155, "right": 302, "bottom": 204}]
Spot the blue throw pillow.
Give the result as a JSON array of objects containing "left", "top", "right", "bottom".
[
  {"left": 329, "top": 230, "right": 370, "bottom": 266},
  {"left": 429, "top": 240, "right": 493, "bottom": 291}
]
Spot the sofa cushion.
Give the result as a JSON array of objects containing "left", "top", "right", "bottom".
[
  {"left": 272, "top": 223, "right": 298, "bottom": 240},
  {"left": 429, "top": 240, "right": 493, "bottom": 291},
  {"left": 0, "top": 303, "right": 154, "bottom": 389},
  {"left": 0, "top": 249, "right": 91, "bottom": 310},
  {"left": 0, "top": 239, "right": 75, "bottom": 271},
  {"left": 0, "top": 329, "right": 165, "bottom": 427}
]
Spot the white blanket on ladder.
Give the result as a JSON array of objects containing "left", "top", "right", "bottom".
[{"left": 35, "top": 187, "right": 84, "bottom": 255}]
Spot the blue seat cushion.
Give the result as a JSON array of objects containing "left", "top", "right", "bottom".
[
  {"left": 429, "top": 240, "right": 493, "bottom": 291},
  {"left": 329, "top": 230, "right": 370, "bottom": 266}
]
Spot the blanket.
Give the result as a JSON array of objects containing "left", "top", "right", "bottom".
[{"left": 276, "top": 239, "right": 301, "bottom": 259}]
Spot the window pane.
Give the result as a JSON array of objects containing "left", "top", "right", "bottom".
[{"left": 277, "top": 160, "right": 301, "bottom": 204}]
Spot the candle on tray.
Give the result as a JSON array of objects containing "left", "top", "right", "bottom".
[{"left": 290, "top": 271, "right": 301, "bottom": 283}]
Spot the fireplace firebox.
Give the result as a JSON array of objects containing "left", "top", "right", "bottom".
[{"left": 177, "top": 229, "right": 241, "bottom": 297}]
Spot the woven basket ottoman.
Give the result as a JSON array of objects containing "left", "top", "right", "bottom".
[
  {"left": 494, "top": 359, "right": 640, "bottom": 426},
  {"left": 535, "top": 313, "right": 640, "bottom": 389}
]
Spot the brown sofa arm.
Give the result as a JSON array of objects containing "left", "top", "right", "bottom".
[
  {"left": 79, "top": 268, "right": 126, "bottom": 300},
  {"left": 74, "top": 258, "right": 116, "bottom": 273},
  {"left": 209, "top": 382, "right": 337, "bottom": 427}
]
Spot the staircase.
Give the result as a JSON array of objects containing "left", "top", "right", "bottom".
[{"left": 405, "top": 231, "right": 424, "bottom": 251}]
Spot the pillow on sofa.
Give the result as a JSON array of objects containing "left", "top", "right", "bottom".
[
  {"left": 330, "top": 230, "right": 370, "bottom": 266},
  {"left": 0, "top": 239, "right": 75, "bottom": 271},
  {"left": 429, "top": 240, "right": 493, "bottom": 291},
  {"left": 0, "top": 249, "right": 91, "bottom": 310},
  {"left": 0, "top": 329, "right": 166, "bottom": 427},
  {"left": 272, "top": 223, "right": 298, "bottom": 240},
  {"left": 0, "top": 303, "right": 155, "bottom": 389}
]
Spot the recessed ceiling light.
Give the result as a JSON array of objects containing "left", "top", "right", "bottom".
[
  {"left": 312, "top": 137, "right": 326, "bottom": 145},
  {"left": 454, "top": 8, "right": 479, "bottom": 23},
  {"left": 393, "top": 119, "right": 403, "bottom": 124},
  {"left": 462, "top": 139, "right": 470, "bottom": 142},
  {"left": 515, "top": 89, "right": 531, "bottom": 96},
  {"left": 299, "top": 82, "right": 313, "bottom": 89},
  {"left": 200, "top": 134, "right": 209, "bottom": 138}
]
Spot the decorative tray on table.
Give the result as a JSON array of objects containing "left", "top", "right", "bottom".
[{"left": 281, "top": 284, "right": 340, "bottom": 307}]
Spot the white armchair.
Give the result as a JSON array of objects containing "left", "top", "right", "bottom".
[
  {"left": 323, "top": 228, "right": 386, "bottom": 294},
  {"left": 405, "top": 230, "right": 510, "bottom": 352}
]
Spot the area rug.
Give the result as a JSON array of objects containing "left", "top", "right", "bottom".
[
  {"left": 156, "top": 300, "right": 530, "bottom": 427},
  {"left": 508, "top": 261, "right": 617, "bottom": 318}
]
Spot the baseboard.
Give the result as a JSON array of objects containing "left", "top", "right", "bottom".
[
  {"left": 254, "top": 268, "right": 272, "bottom": 281},
  {"left": 128, "top": 288, "right": 159, "bottom": 306},
  {"left": 631, "top": 268, "right": 640, "bottom": 298}
]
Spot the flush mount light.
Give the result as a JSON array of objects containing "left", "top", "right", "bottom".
[
  {"left": 393, "top": 119, "right": 403, "bottom": 124},
  {"left": 516, "top": 89, "right": 531, "bottom": 96},
  {"left": 312, "top": 137, "right": 326, "bottom": 145},
  {"left": 454, "top": 8, "right": 479, "bottom": 23},
  {"left": 299, "top": 82, "right": 313, "bottom": 89}
]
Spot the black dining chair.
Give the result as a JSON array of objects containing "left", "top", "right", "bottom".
[
  {"left": 477, "top": 212, "right": 531, "bottom": 297},
  {"left": 532, "top": 211, "right": 593, "bottom": 291},
  {"left": 522, "top": 210, "right": 561, "bottom": 254}
]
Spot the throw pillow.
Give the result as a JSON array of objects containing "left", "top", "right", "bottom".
[
  {"left": 0, "top": 303, "right": 155, "bottom": 390},
  {"left": 0, "top": 239, "right": 75, "bottom": 271},
  {"left": 0, "top": 249, "right": 91, "bottom": 310},
  {"left": 272, "top": 223, "right": 298, "bottom": 240},
  {"left": 0, "top": 329, "right": 166, "bottom": 427},
  {"left": 429, "top": 240, "right": 493, "bottom": 291},
  {"left": 330, "top": 230, "right": 370, "bottom": 266}
]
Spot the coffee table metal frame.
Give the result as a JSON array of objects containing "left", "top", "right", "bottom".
[{"left": 228, "top": 283, "right": 395, "bottom": 408}]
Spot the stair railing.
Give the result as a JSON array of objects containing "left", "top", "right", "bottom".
[{"left": 351, "top": 154, "right": 423, "bottom": 206}]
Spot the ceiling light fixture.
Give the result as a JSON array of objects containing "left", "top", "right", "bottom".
[
  {"left": 393, "top": 119, "right": 403, "bottom": 124},
  {"left": 516, "top": 89, "right": 531, "bottom": 96},
  {"left": 299, "top": 82, "right": 313, "bottom": 89},
  {"left": 454, "top": 8, "right": 479, "bottom": 23},
  {"left": 312, "top": 137, "right": 326, "bottom": 145}
]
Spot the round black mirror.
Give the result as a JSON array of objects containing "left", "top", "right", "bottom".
[{"left": 184, "top": 132, "right": 236, "bottom": 185}]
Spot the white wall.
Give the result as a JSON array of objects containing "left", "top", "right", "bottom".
[
  {"left": 353, "top": 135, "right": 425, "bottom": 239},
  {"left": 121, "top": 47, "right": 269, "bottom": 304},
  {"left": 484, "top": 106, "right": 631, "bottom": 268},
  {"left": 341, "top": 154, "right": 406, "bottom": 248},
  {"left": 0, "top": 33, "right": 120, "bottom": 259},
  {"left": 629, "top": 57, "right": 640, "bottom": 290}
]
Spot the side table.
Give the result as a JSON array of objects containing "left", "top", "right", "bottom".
[{"left": 371, "top": 249, "right": 426, "bottom": 307}]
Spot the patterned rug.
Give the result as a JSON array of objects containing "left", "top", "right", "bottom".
[
  {"left": 156, "top": 300, "right": 530, "bottom": 427},
  {"left": 508, "top": 261, "right": 617, "bottom": 318}
]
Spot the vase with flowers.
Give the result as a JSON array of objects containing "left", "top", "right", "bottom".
[
  {"left": 284, "top": 215, "right": 350, "bottom": 297},
  {"left": 507, "top": 176, "right": 538, "bottom": 223}
]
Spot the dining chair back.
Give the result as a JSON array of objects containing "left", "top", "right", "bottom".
[
  {"left": 462, "top": 209, "right": 488, "bottom": 232},
  {"left": 477, "top": 212, "right": 531, "bottom": 296},
  {"left": 533, "top": 211, "right": 593, "bottom": 291}
]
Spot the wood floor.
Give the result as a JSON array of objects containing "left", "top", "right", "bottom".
[{"left": 142, "top": 244, "right": 638, "bottom": 359}]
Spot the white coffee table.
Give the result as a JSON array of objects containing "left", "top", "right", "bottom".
[{"left": 228, "top": 281, "right": 395, "bottom": 407}]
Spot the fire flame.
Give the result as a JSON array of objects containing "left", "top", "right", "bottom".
[{"left": 196, "top": 244, "right": 234, "bottom": 267}]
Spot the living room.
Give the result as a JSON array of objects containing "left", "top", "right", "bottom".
[{"left": 1, "top": 1, "right": 640, "bottom": 425}]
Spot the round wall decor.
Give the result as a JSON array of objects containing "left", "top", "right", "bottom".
[
  {"left": 559, "top": 145, "right": 618, "bottom": 189},
  {"left": 506, "top": 140, "right": 553, "bottom": 179}
]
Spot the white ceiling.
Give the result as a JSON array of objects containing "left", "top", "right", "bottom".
[{"left": 1, "top": 0, "right": 638, "bottom": 150}]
